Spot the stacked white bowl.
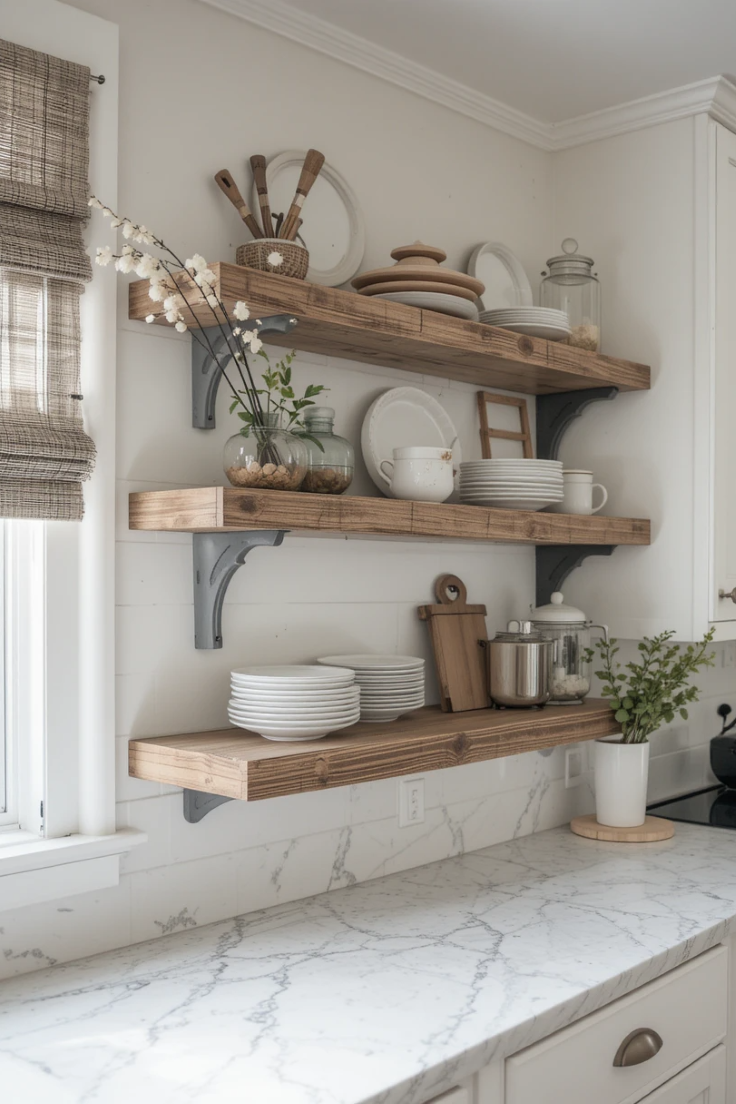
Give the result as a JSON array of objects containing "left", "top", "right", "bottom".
[
  {"left": 317, "top": 655, "right": 425, "bottom": 722},
  {"left": 459, "top": 459, "right": 564, "bottom": 510},
  {"left": 229, "top": 665, "right": 360, "bottom": 742}
]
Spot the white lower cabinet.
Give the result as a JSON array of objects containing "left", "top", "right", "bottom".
[
  {"left": 637, "top": 1046, "right": 725, "bottom": 1104},
  {"left": 459, "top": 946, "right": 729, "bottom": 1104}
]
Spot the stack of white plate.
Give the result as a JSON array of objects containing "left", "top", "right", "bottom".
[
  {"left": 459, "top": 460, "right": 564, "bottom": 510},
  {"left": 317, "top": 655, "right": 425, "bottom": 722},
  {"left": 229, "top": 665, "right": 360, "bottom": 742},
  {"left": 479, "top": 307, "right": 571, "bottom": 341}
]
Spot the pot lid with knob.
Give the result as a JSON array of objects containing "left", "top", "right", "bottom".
[
  {"left": 491, "top": 619, "right": 549, "bottom": 643},
  {"left": 530, "top": 592, "right": 590, "bottom": 625}
]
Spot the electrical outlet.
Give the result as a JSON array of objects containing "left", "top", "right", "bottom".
[
  {"left": 398, "top": 777, "right": 425, "bottom": 827},
  {"left": 565, "top": 746, "right": 584, "bottom": 788}
]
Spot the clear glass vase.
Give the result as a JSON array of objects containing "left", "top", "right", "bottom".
[
  {"left": 298, "top": 407, "right": 354, "bottom": 495},
  {"left": 223, "top": 411, "right": 308, "bottom": 491}
]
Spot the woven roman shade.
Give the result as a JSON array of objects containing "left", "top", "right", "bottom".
[{"left": 0, "top": 38, "right": 95, "bottom": 520}]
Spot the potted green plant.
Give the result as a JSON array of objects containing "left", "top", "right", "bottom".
[{"left": 592, "top": 629, "right": 715, "bottom": 827}]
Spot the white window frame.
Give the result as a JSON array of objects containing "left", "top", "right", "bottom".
[{"left": 0, "top": 0, "right": 145, "bottom": 909}]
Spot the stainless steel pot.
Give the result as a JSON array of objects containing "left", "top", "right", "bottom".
[{"left": 486, "top": 620, "right": 552, "bottom": 708}]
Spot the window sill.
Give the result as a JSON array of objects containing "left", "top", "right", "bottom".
[{"left": 0, "top": 829, "right": 147, "bottom": 911}]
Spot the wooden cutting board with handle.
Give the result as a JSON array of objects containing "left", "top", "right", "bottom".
[{"left": 419, "top": 574, "right": 489, "bottom": 712}]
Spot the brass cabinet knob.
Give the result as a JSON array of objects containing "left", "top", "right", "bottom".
[
  {"left": 613, "top": 1027, "right": 663, "bottom": 1068},
  {"left": 719, "top": 587, "right": 736, "bottom": 603}
]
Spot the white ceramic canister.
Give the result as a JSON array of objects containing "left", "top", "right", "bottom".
[
  {"left": 379, "top": 446, "right": 454, "bottom": 503},
  {"left": 594, "top": 736, "right": 650, "bottom": 828}
]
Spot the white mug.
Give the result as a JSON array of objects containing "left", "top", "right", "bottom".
[
  {"left": 379, "top": 446, "right": 454, "bottom": 503},
  {"left": 551, "top": 470, "right": 608, "bottom": 515}
]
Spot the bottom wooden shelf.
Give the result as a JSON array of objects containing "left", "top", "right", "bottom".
[{"left": 128, "top": 701, "right": 618, "bottom": 803}]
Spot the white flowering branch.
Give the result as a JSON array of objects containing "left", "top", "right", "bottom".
[{"left": 89, "top": 197, "right": 268, "bottom": 425}]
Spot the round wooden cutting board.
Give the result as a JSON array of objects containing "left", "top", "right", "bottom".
[
  {"left": 570, "top": 814, "right": 675, "bottom": 842},
  {"left": 352, "top": 265, "right": 484, "bottom": 295}
]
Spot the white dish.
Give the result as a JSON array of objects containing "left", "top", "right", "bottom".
[
  {"left": 459, "top": 497, "right": 558, "bottom": 510},
  {"left": 355, "top": 676, "right": 425, "bottom": 686},
  {"left": 481, "top": 320, "right": 571, "bottom": 341},
  {"left": 229, "top": 720, "right": 360, "bottom": 742},
  {"left": 317, "top": 654, "right": 424, "bottom": 670},
  {"left": 230, "top": 689, "right": 359, "bottom": 704},
  {"left": 361, "top": 386, "right": 461, "bottom": 499},
  {"left": 228, "top": 711, "right": 359, "bottom": 728},
  {"left": 229, "top": 710, "right": 361, "bottom": 727},
  {"left": 373, "top": 291, "right": 479, "bottom": 320},
  {"left": 257, "top": 150, "right": 365, "bottom": 287},
  {"left": 480, "top": 307, "right": 568, "bottom": 321},
  {"left": 232, "top": 664, "right": 352, "bottom": 681},
  {"left": 460, "top": 459, "right": 562, "bottom": 467},
  {"left": 228, "top": 701, "right": 360, "bottom": 718},
  {"left": 468, "top": 242, "right": 533, "bottom": 311}
]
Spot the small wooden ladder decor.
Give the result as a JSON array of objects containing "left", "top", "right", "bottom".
[{"left": 477, "top": 391, "right": 533, "bottom": 458}]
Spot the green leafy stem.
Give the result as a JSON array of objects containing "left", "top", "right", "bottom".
[
  {"left": 229, "top": 349, "right": 328, "bottom": 451},
  {"left": 592, "top": 628, "right": 716, "bottom": 743}
]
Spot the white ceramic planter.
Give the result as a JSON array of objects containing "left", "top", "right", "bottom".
[{"left": 594, "top": 736, "right": 650, "bottom": 828}]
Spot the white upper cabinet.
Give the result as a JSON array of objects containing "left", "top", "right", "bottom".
[
  {"left": 550, "top": 116, "right": 736, "bottom": 641},
  {"left": 712, "top": 125, "right": 736, "bottom": 627}
]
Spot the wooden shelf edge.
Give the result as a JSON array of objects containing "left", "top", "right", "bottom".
[
  {"left": 129, "top": 488, "right": 651, "bottom": 547},
  {"left": 128, "top": 265, "right": 651, "bottom": 395},
  {"left": 129, "top": 701, "right": 618, "bottom": 802}
]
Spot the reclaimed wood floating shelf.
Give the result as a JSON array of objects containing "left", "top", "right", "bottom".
[
  {"left": 129, "top": 487, "right": 651, "bottom": 546},
  {"left": 128, "top": 264, "right": 651, "bottom": 396},
  {"left": 128, "top": 701, "right": 620, "bottom": 802}
]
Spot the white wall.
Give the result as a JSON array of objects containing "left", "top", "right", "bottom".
[{"left": 0, "top": 0, "right": 728, "bottom": 980}]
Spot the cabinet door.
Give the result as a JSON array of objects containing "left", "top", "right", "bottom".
[
  {"left": 426, "top": 1084, "right": 473, "bottom": 1104},
  {"left": 638, "top": 1045, "right": 725, "bottom": 1104},
  {"left": 712, "top": 124, "right": 736, "bottom": 623}
]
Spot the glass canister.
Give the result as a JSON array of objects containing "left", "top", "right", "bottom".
[
  {"left": 299, "top": 406, "right": 354, "bottom": 495},
  {"left": 540, "top": 239, "right": 601, "bottom": 352},
  {"left": 223, "top": 411, "right": 308, "bottom": 491},
  {"left": 530, "top": 592, "right": 608, "bottom": 704}
]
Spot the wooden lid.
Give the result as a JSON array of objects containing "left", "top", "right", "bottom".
[{"left": 391, "top": 241, "right": 447, "bottom": 263}]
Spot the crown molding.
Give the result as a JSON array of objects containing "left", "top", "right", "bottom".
[
  {"left": 549, "top": 76, "right": 736, "bottom": 149},
  {"left": 198, "top": 0, "right": 554, "bottom": 150},
  {"left": 199, "top": 0, "right": 736, "bottom": 152}
]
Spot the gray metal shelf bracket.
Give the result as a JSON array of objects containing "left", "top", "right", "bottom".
[
  {"left": 192, "top": 314, "right": 298, "bottom": 429},
  {"left": 194, "top": 530, "right": 287, "bottom": 649},
  {"left": 536, "top": 387, "right": 618, "bottom": 461},
  {"left": 536, "top": 545, "right": 615, "bottom": 606},
  {"left": 183, "top": 790, "right": 233, "bottom": 823}
]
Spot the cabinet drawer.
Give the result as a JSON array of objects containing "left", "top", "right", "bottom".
[{"left": 506, "top": 946, "right": 727, "bottom": 1104}]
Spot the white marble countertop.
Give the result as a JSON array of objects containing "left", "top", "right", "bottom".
[{"left": 2, "top": 823, "right": 736, "bottom": 1104}]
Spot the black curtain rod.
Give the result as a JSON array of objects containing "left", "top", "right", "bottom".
[{"left": 90, "top": 74, "right": 105, "bottom": 85}]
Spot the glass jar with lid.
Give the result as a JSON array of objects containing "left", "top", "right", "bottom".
[
  {"left": 299, "top": 406, "right": 354, "bottom": 495},
  {"left": 530, "top": 592, "right": 608, "bottom": 704},
  {"left": 540, "top": 239, "right": 601, "bottom": 352}
]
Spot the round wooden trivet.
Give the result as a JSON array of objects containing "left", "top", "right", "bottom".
[{"left": 570, "top": 814, "right": 675, "bottom": 843}]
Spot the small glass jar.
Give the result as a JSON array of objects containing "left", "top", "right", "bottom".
[
  {"left": 541, "top": 238, "right": 601, "bottom": 352},
  {"left": 298, "top": 406, "right": 354, "bottom": 495},
  {"left": 223, "top": 411, "right": 308, "bottom": 491},
  {"left": 530, "top": 592, "right": 609, "bottom": 704}
]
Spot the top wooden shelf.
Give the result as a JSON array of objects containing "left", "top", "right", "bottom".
[{"left": 129, "top": 264, "right": 651, "bottom": 396}]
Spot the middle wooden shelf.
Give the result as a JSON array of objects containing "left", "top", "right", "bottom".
[{"left": 129, "top": 487, "right": 651, "bottom": 546}]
